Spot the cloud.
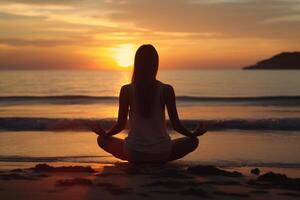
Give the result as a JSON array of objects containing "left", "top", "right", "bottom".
[
  {"left": 0, "top": 11, "right": 44, "bottom": 20},
  {"left": 103, "top": 0, "right": 300, "bottom": 39},
  {"left": 0, "top": 0, "right": 299, "bottom": 69},
  {"left": 0, "top": 48, "right": 94, "bottom": 69},
  {"left": 0, "top": 0, "right": 82, "bottom": 6},
  {"left": 0, "top": 38, "right": 81, "bottom": 47},
  {"left": 2, "top": 0, "right": 299, "bottom": 40}
]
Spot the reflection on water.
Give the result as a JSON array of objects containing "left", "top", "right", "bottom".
[
  {"left": 1, "top": 70, "right": 300, "bottom": 97},
  {"left": 1, "top": 104, "right": 299, "bottom": 120},
  {"left": 0, "top": 131, "right": 299, "bottom": 166}
]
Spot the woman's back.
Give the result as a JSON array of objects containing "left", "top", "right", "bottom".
[
  {"left": 124, "top": 81, "right": 172, "bottom": 154},
  {"left": 94, "top": 44, "right": 203, "bottom": 163}
]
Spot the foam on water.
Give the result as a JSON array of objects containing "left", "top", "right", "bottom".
[
  {"left": 0, "top": 95, "right": 299, "bottom": 106},
  {"left": 1, "top": 117, "right": 300, "bottom": 131}
]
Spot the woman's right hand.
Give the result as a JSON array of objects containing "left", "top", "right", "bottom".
[
  {"left": 193, "top": 122, "right": 208, "bottom": 137},
  {"left": 86, "top": 122, "right": 106, "bottom": 136}
]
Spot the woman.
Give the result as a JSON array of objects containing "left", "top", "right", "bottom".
[{"left": 91, "top": 44, "right": 207, "bottom": 163}]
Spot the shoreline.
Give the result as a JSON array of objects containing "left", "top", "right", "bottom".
[
  {"left": 1, "top": 160, "right": 300, "bottom": 172},
  {"left": 1, "top": 130, "right": 300, "bottom": 171}
]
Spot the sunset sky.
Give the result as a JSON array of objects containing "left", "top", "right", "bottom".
[{"left": 0, "top": 0, "right": 300, "bottom": 70}]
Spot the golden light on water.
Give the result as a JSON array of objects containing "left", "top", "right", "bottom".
[{"left": 113, "top": 44, "right": 135, "bottom": 68}]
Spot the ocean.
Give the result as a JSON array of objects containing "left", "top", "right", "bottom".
[{"left": 0, "top": 69, "right": 300, "bottom": 167}]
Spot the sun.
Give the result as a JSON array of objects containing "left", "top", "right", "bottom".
[{"left": 114, "top": 44, "right": 135, "bottom": 68}]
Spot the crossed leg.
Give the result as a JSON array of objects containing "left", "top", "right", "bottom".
[
  {"left": 97, "top": 135, "right": 128, "bottom": 160},
  {"left": 168, "top": 137, "right": 199, "bottom": 161},
  {"left": 97, "top": 135, "right": 199, "bottom": 162}
]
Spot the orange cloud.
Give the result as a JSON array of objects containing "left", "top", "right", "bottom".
[{"left": 0, "top": 0, "right": 299, "bottom": 69}]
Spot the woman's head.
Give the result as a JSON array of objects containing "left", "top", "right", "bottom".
[
  {"left": 131, "top": 44, "right": 159, "bottom": 117},
  {"left": 132, "top": 44, "right": 159, "bottom": 83}
]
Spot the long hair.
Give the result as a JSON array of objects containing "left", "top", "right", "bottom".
[{"left": 131, "top": 44, "right": 159, "bottom": 117}]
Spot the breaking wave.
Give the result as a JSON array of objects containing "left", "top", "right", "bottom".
[
  {"left": 0, "top": 95, "right": 300, "bottom": 106},
  {"left": 1, "top": 117, "right": 300, "bottom": 131}
]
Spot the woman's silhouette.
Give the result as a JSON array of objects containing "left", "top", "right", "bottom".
[{"left": 91, "top": 44, "right": 207, "bottom": 163}]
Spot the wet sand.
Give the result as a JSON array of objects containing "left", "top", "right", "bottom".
[{"left": 0, "top": 163, "right": 299, "bottom": 200}]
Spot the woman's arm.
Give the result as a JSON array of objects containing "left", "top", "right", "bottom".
[
  {"left": 105, "top": 85, "right": 129, "bottom": 137},
  {"left": 165, "top": 85, "right": 206, "bottom": 138}
]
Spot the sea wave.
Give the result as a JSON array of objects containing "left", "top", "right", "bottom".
[
  {"left": 0, "top": 95, "right": 300, "bottom": 105},
  {"left": 1, "top": 117, "right": 300, "bottom": 131}
]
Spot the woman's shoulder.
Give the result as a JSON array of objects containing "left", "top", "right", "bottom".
[
  {"left": 121, "top": 83, "right": 132, "bottom": 93},
  {"left": 119, "top": 84, "right": 133, "bottom": 101},
  {"left": 121, "top": 83, "right": 132, "bottom": 89},
  {"left": 157, "top": 81, "right": 175, "bottom": 99},
  {"left": 121, "top": 82, "right": 174, "bottom": 92},
  {"left": 157, "top": 81, "right": 174, "bottom": 91}
]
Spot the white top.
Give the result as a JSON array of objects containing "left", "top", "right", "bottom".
[{"left": 124, "top": 81, "right": 172, "bottom": 154}]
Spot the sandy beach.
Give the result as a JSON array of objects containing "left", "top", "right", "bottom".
[
  {"left": 0, "top": 162, "right": 299, "bottom": 200},
  {"left": 1, "top": 129, "right": 300, "bottom": 199}
]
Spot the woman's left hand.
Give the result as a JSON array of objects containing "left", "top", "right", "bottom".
[{"left": 193, "top": 122, "right": 208, "bottom": 136}]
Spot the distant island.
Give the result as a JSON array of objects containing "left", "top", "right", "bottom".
[{"left": 243, "top": 52, "right": 300, "bottom": 70}]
